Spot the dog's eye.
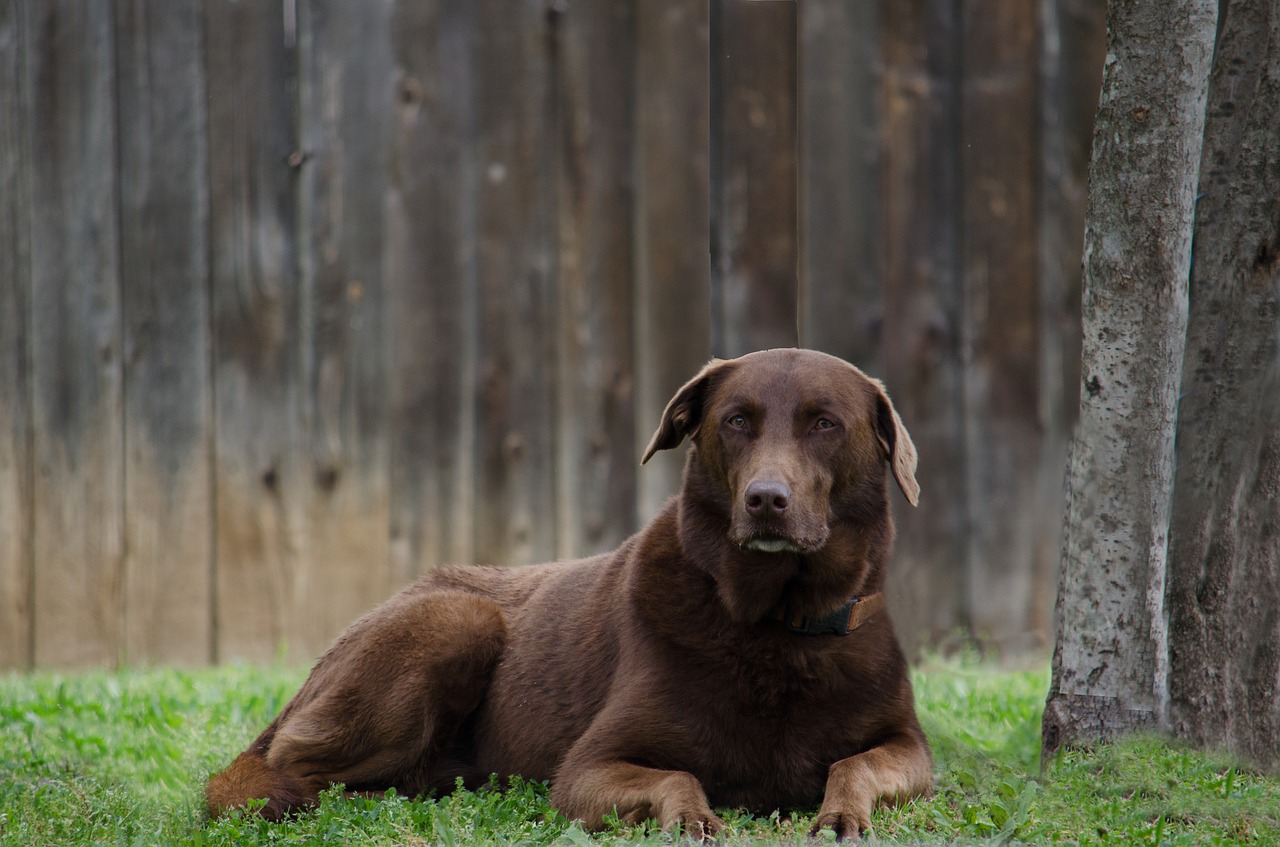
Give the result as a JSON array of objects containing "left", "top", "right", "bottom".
[
  {"left": 726, "top": 414, "right": 749, "bottom": 430},
  {"left": 814, "top": 418, "right": 837, "bottom": 431}
]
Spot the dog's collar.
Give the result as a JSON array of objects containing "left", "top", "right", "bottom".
[{"left": 771, "top": 593, "right": 885, "bottom": 636}]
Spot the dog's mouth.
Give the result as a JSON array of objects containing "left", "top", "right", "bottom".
[
  {"left": 738, "top": 533, "right": 827, "bottom": 555},
  {"left": 741, "top": 537, "right": 804, "bottom": 554}
]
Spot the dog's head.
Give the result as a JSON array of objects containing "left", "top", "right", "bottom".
[{"left": 643, "top": 349, "right": 918, "bottom": 557}]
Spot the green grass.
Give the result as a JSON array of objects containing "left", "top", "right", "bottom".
[{"left": 2, "top": 658, "right": 1277, "bottom": 845}]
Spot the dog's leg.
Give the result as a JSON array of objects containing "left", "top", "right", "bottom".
[
  {"left": 551, "top": 761, "right": 725, "bottom": 839},
  {"left": 808, "top": 729, "right": 933, "bottom": 841},
  {"left": 206, "top": 590, "right": 506, "bottom": 820}
]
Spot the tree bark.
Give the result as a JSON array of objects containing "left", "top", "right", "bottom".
[
  {"left": 1166, "top": 0, "right": 1280, "bottom": 772},
  {"left": 1042, "top": 0, "right": 1217, "bottom": 759}
]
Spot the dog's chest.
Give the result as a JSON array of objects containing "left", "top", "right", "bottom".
[
  {"left": 682, "top": 683, "right": 841, "bottom": 808},
  {"left": 659, "top": 643, "right": 871, "bottom": 807}
]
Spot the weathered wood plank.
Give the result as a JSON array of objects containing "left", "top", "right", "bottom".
[
  {"left": 471, "top": 0, "right": 557, "bottom": 566},
  {"left": 115, "top": 0, "right": 214, "bottom": 666},
  {"left": 1033, "top": 0, "right": 1106, "bottom": 654},
  {"left": 294, "top": 0, "right": 395, "bottom": 655},
  {"left": 634, "top": 0, "right": 711, "bottom": 523},
  {"left": 709, "top": 0, "right": 798, "bottom": 357},
  {"left": 386, "top": 0, "right": 478, "bottom": 580},
  {"left": 959, "top": 0, "right": 1045, "bottom": 652},
  {"left": 552, "top": 0, "right": 639, "bottom": 557},
  {"left": 205, "top": 0, "right": 305, "bottom": 663},
  {"left": 797, "top": 0, "right": 882, "bottom": 371},
  {"left": 879, "top": 0, "right": 968, "bottom": 656},
  {"left": 1042, "top": 0, "right": 1105, "bottom": 413},
  {"left": 1038, "top": 0, "right": 1106, "bottom": 657},
  {"left": 0, "top": 0, "right": 33, "bottom": 670},
  {"left": 27, "top": 0, "right": 125, "bottom": 667}
]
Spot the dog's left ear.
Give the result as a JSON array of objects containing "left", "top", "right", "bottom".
[
  {"left": 641, "top": 359, "right": 731, "bottom": 464},
  {"left": 870, "top": 379, "right": 920, "bottom": 507}
]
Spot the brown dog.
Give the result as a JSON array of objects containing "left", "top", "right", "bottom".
[{"left": 206, "top": 348, "right": 932, "bottom": 839}]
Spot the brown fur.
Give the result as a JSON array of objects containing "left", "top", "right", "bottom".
[{"left": 206, "top": 348, "right": 933, "bottom": 840}]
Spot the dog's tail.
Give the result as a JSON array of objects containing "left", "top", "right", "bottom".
[{"left": 205, "top": 747, "right": 315, "bottom": 821}]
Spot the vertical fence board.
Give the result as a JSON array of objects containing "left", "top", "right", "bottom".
[
  {"left": 553, "top": 0, "right": 639, "bottom": 557},
  {"left": 1035, "top": 0, "right": 1106, "bottom": 651},
  {"left": 206, "top": 0, "right": 304, "bottom": 663},
  {"left": 294, "top": 0, "right": 395, "bottom": 656},
  {"left": 798, "top": 0, "right": 882, "bottom": 372},
  {"left": 386, "top": 0, "right": 477, "bottom": 581},
  {"left": 0, "top": 0, "right": 33, "bottom": 669},
  {"left": 959, "top": 1, "right": 1045, "bottom": 651},
  {"left": 472, "top": 0, "right": 557, "bottom": 566},
  {"left": 710, "top": 0, "right": 798, "bottom": 357},
  {"left": 116, "top": 0, "right": 214, "bottom": 666},
  {"left": 879, "top": 0, "right": 968, "bottom": 655},
  {"left": 634, "top": 0, "right": 711, "bottom": 522},
  {"left": 28, "top": 1, "right": 125, "bottom": 667},
  {"left": 1044, "top": 0, "right": 1105, "bottom": 413}
]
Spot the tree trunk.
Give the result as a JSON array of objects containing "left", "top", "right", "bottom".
[
  {"left": 1042, "top": 0, "right": 1217, "bottom": 759},
  {"left": 1166, "top": 0, "right": 1280, "bottom": 772}
]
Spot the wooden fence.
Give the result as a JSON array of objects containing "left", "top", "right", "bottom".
[{"left": 0, "top": 0, "right": 1105, "bottom": 668}]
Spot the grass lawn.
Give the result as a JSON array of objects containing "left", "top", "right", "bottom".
[{"left": 2, "top": 656, "right": 1277, "bottom": 846}]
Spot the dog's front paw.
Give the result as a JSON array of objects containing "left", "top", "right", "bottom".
[
  {"left": 669, "top": 808, "right": 725, "bottom": 841},
  {"left": 648, "top": 771, "right": 724, "bottom": 840},
  {"left": 808, "top": 808, "right": 870, "bottom": 842}
]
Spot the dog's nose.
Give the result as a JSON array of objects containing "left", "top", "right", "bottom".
[{"left": 744, "top": 480, "right": 791, "bottom": 517}]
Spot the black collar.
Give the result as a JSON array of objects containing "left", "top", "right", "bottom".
[{"left": 772, "top": 593, "right": 885, "bottom": 636}]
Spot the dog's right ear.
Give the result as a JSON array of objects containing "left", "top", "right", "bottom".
[
  {"left": 870, "top": 378, "right": 920, "bottom": 507},
  {"left": 641, "top": 359, "right": 730, "bottom": 464}
]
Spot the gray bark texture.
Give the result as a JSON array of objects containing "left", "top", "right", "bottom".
[
  {"left": 1166, "top": 0, "right": 1280, "bottom": 772},
  {"left": 1042, "top": 0, "right": 1217, "bottom": 759}
]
